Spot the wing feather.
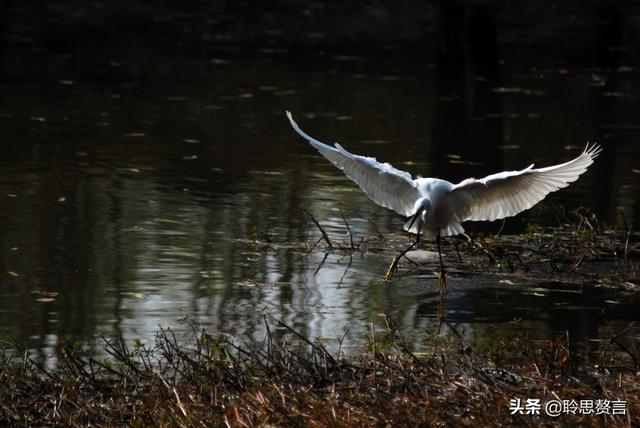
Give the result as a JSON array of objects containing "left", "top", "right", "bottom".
[
  {"left": 287, "top": 111, "right": 420, "bottom": 216},
  {"left": 446, "top": 144, "right": 601, "bottom": 222}
]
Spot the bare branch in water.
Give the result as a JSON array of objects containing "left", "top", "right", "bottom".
[{"left": 303, "top": 208, "right": 332, "bottom": 248}]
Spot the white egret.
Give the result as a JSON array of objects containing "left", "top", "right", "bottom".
[{"left": 286, "top": 111, "right": 601, "bottom": 290}]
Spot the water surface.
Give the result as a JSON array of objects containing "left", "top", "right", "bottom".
[{"left": 1, "top": 41, "right": 639, "bottom": 358}]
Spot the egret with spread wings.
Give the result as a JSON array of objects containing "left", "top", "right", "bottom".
[{"left": 286, "top": 111, "right": 600, "bottom": 289}]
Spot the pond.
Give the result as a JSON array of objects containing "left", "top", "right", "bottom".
[{"left": 1, "top": 37, "right": 639, "bottom": 360}]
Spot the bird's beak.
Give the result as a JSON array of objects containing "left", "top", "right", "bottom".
[{"left": 407, "top": 209, "right": 424, "bottom": 231}]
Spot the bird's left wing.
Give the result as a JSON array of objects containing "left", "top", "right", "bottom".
[
  {"left": 445, "top": 144, "right": 601, "bottom": 222},
  {"left": 287, "top": 111, "right": 421, "bottom": 217}
]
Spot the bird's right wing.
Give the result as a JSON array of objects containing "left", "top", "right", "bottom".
[
  {"left": 287, "top": 111, "right": 421, "bottom": 217},
  {"left": 445, "top": 144, "right": 601, "bottom": 222}
]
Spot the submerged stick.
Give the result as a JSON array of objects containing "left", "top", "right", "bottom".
[
  {"left": 624, "top": 224, "right": 632, "bottom": 262},
  {"left": 303, "top": 208, "right": 332, "bottom": 248},
  {"left": 340, "top": 210, "right": 355, "bottom": 250}
]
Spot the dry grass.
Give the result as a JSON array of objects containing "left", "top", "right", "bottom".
[
  {"left": 1, "top": 316, "right": 638, "bottom": 427},
  {"left": 2, "top": 210, "right": 639, "bottom": 426}
]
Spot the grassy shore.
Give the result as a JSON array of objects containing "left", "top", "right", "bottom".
[
  {"left": 1, "top": 316, "right": 638, "bottom": 426},
  {"left": 2, "top": 215, "right": 639, "bottom": 426}
]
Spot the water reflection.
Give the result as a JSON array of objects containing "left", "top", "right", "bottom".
[{"left": 1, "top": 37, "right": 640, "bottom": 359}]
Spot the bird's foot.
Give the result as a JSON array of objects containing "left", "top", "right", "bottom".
[
  {"left": 437, "top": 295, "right": 447, "bottom": 323},
  {"left": 435, "top": 270, "right": 448, "bottom": 295},
  {"left": 384, "top": 256, "right": 401, "bottom": 284}
]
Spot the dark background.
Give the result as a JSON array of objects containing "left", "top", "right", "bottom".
[
  {"left": 1, "top": 1, "right": 639, "bottom": 356},
  {"left": 2, "top": 1, "right": 637, "bottom": 64}
]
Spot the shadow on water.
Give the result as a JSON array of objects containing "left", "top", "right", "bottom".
[{"left": 0, "top": 1, "right": 639, "bottom": 359}]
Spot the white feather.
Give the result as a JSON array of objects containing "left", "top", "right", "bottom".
[
  {"left": 446, "top": 144, "right": 601, "bottom": 222},
  {"left": 286, "top": 111, "right": 421, "bottom": 217},
  {"left": 287, "top": 111, "right": 600, "bottom": 237}
]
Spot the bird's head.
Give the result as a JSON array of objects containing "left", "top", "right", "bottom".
[
  {"left": 415, "top": 197, "right": 431, "bottom": 215},
  {"left": 407, "top": 198, "right": 431, "bottom": 230}
]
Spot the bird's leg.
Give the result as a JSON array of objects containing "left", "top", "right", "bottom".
[
  {"left": 436, "top": 231, "right": 444, "bottom": 271},
  {"left": 401, "top": 253, "right": 420, "bottom": 266},
  {"left": 384, "top": 233, "right": 420, "bottom": 283},
  {"left": 437, "top": 292, "right": 447, "bottom": 323},
  {"left": 435, "top": 229, "right": 448, "bottom": 295},
  {"left": 385, "top": 213, "right": 422, "bottom": 284}
]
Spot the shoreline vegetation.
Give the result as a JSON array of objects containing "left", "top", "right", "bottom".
[
  {"left": 305, "top": 208, "right": 638, "bottom": 289},
  {"left": 2, "top": 212, "right": 639, "bottom": 426},
  {"left": 1, "top": 318, "right": 637, "bottom": 426}
]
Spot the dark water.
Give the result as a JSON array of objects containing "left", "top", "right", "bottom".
[{"left": 1, "top": 33, "right": 640, "bottom": 358}]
